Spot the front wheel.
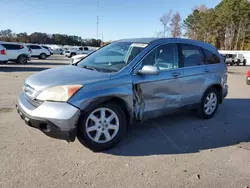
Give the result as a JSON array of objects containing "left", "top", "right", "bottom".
[
  {"left": 77, "top": 102, "right": 127, "bottom": 151},
  {"left": 198, "top": 88, "right": 219, "bottom": 119},
  {"left": 39, "top": 53, "right": 47, "bottom": 59},
  {"left": 70, "top": 53, "right": 76, "bottom": 58}
]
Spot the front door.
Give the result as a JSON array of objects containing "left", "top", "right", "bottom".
[{"left": 132, "top": 43, "right": 183, "bottom": 120}]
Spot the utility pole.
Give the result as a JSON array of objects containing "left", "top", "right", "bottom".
[{"left": 96, "top": 0, "right": 99, "bottom": 40}]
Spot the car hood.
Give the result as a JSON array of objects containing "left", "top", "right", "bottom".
[
  {"left": 72, "top": 54, "right": 88, "bottom": 59},
  {"left": 25, "top": 65, "right": 110, "bottom": 91}
]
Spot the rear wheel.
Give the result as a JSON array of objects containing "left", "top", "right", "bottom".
[
  {"left": 198, "top": 88, "right": 219, "bottom": 119},
  {"left": 243, "top": 60, "right": 246, "bottom": 66},
  {"left": 17, "top": 55, "right": 27, "bottom": 64},
  {"left": 39, "top": 53, "right": 47, "bottom": 59},
  {"left": 77, "top": 102, "right": 127, "bottom": 152},
  {"left": 70, "top": 53, "right": 76, "bottom": 58}
]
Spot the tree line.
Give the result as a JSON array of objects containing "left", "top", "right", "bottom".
[
  {"left": 0, "top": 29, "right": 102, "bottom": 47},
  {"left": 158, "top": 0, "right": 250, "bottom": 50}
]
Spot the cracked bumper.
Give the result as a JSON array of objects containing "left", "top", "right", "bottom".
[{"left": 16, "top": 93, "right": 80, "bottom": 141}]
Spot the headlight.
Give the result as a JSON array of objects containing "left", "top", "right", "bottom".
[{"left": 36, "top": 85, "right": 82, "bottom": 102}]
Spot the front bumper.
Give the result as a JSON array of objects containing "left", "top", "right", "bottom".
[
  {"left": 221, "top": 82, "right": 228, "bottom": 101},
  {"left": 16, "top": 93, "right": 80, "bottom": 142}
]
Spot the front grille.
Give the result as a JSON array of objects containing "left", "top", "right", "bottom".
[{"left": 25, "top": 94, "right": 42, "bottom": 107}]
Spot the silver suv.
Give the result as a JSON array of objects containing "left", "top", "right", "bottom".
[{"left": 16, "top": 38, "right": 228, "bottom": 151}]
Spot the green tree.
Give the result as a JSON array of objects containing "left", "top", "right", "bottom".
[{"left": 183, "top": 0, "right": 250, "bottom": 50}]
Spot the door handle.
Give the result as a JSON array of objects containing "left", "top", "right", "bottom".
[
  {"left": 172, "top": 72, "right": 181, "bottom": 77},
  {"left": 204, "top": 68, "right": 210, "bottom": 73}
]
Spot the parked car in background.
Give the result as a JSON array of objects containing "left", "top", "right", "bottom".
[
  {"left": 236, "top": 53, "right": 247, "bottom": 66},
  {"left": 27, "top": 45, "right": 50, "bottom": 59},
  {"left": 53, "top": 48, "right": 63, "bottom": 55},
  {"left": 223, "top": 54, "right": 236, "bottom": 66},
  {"left": 17, "top": 38, "right": 228, "bottom": 151},
  {"left": 65, "top": 46, "right": 93, "bottom": 58},
  {"left": 246, "top": 70, "right": 250, "bottom": 85},
  {"left": 42, "top": 46, "right": 53, "bottom": 55},
  {"left": 70, "top": 54, "right": 88, "bottom": 64},
  {"left": 0, "top": 42, "right": 31, "bottom": 64},
  {"left": 222, "top": 53, "right": 247, "bottom": 66},
  {"left": 0, "top": 44, "right": 8, "bottom": 64},
  {"left": 62, "top": 48, "right": 69, "bottom": 55}
]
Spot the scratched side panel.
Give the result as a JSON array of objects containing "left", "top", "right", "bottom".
[{"left": 69, "top": 75, "right": 134, "bottom": 120}]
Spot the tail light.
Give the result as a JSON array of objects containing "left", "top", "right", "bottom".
[
  {"left": 0, "top": 49, "right": 6, "bottom": 55},
  {"left": 247, "top": 70, "right": 250, "bottom": 77}
]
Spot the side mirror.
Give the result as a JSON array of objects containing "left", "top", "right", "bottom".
[{"left": 137, "top": 65, "right": 160, "bottom": 75}]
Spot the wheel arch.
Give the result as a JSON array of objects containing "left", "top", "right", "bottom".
[
  {"left": 18, "top": 53, "right": 29, "bottom": 58},
  {"left": 77, "top": 96, "right": 133, "bottom": 127},
  {"left": 202, "top": 84, "right": 222, "bottom": 103}
]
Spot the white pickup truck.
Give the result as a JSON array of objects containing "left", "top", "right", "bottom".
[{"left": 65, "top": 47, "right": 93, "bottom": 58}]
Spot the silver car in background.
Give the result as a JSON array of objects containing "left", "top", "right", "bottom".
[
  {"left": 16, "top": 38, "right": 228, "bottom": 151},
  {"left": 70, "top": 54, "right": 88, "bottom": 64}
]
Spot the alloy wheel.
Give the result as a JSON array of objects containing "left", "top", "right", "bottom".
[
  {"left": 204, "top": 92, "right": 217, "bottom": 115},
  {"left": 85, "top": 107, "right": 119, "bottom": 144}
]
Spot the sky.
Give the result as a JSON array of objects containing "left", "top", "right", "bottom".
[{"left": 1, "top": 0, "right": 220, "bottom": 41}]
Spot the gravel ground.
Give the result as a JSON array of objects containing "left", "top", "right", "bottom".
[{"left": 0, "top": 55, "right": 250, "bottom": 188}]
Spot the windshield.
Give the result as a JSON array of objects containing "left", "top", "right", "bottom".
[{"left": 77, "top": 42, "right": 147, "bottom": 72}]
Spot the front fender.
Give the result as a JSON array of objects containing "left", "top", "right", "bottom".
[{"left": 68, "top": 83, "right": 133, "bottom": 113}]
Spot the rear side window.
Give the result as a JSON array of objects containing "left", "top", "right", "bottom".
[
  {"left": 203, "top": 49, "right": 220, "bottom": 64},
  {"left": 181, "top": 44, "right": 204, "bottom": 67},
  {"left": 1, "top": 44, "right": 23, "bottom": 50},
  {"left": 84, "top": 47, "right": 89, "bottom": 51},
  {"left": 29, "top": 45, "right": 41, "bottom": 49}
]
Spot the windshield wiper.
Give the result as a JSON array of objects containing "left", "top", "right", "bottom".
[{"left": 81, "top": 65, "right": 99, "bottom": 72}]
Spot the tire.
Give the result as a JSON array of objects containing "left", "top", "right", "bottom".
[
  {"left": 70, "top": 53, "right": 76, "bottom": 58},
  {"left": 0, "top": 61, "right": 8, "bottom": 64},
  {"left": 198, "top": 87, "right": 219, "bottom": 119},
  {"left": 236, "top": 60, "right": 240, "bottom": 66},
  {"left": 39, "top": 53, "right": 47, "bottom": 59},
  {"left": 243, "top": 60, "right": 246, "bottom": 66},
  {"left": 230, "top": 63, "right": 234, "bottom": 66},
  {"left": 77, "top": 102, "right": 127, "bottom": 152},
  {"left": 17, "top": 55, "right": 27, "bottom": 64}
]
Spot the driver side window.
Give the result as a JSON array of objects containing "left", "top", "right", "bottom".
[{"left": 141, "top": 43, "right": 179, "bottom": 70}]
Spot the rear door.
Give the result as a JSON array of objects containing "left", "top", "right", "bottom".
[
  {"left": 180, "top": 43, "right": 208, "bottom": 105},
  {"left": 29, "top": 45, "right": 42, "bottom": 56}
]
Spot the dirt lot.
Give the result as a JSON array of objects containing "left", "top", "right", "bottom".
[{"left": 0, "top": 55, "right": 250, "bottom": 188}]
